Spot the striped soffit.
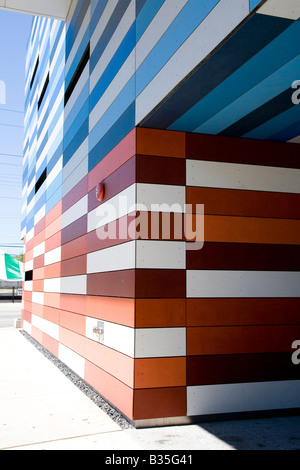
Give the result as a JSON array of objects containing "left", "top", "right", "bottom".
[
  {"left": 141, "top": 0, "right": 300, "bottom": 145},
  {"left": 0, "top": 0, "right": 72, "bottom": 20},
  {"left": 257, "top": 0, "right": 300, "bottom": 20}
]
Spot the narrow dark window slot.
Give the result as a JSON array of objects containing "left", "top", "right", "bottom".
[
  {"left": 30, "top": 57, "right": 39, "bottom": 89},
  {"left": 38, "top": 73, "right": 49, "bottom": 109},
  {"left": 35, "top": 167, "right": 47, "bottom": 194},
  {"left": 64, "top": 43, "right": 90, "bottom": 106},
  {"left": 25, "top": 270, "right": 33, "bottom": 282}
]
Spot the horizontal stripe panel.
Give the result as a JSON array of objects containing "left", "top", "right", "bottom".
[
  {"left": 187, "top": 271, "right": 300, "bottom": 298},
  {"left": 135, "top": 327, "right": 186, "bottom": 358},
  {"left": 186, "top": 160, "right": 300, "bottom": 193},
  {"left": 203, "top": 215, "right": 300, "bottom": 245},
  {"left": 135, "top": 357, "right": 186, "bottom": 389},
  {"left": 187, "top": 298, "right": 300, "bottom": 327},
  {"left": 87, "top": 240, "right": 135, "bottom": 274},
  {"left": 187, "top": 187, "right": 300, "bottom": 219},
  {"left": 85, "top": 360, "right": 134, "bottom": 421},
  {"left": 87, "top": 270, "right": 135, "bottom": 297},
  {"left": 187, "top": 325, "right": 300, "bottom": 355},
  {"left": 133, "top": 387, "right": 186, "bottom": 420},
  {"left": 187, "top": 380, "right": 300, "bottom": 416},
  {"left": 186, "top": 133, "right": 300, "bottom": 168},
  {"left": 187, "top": 353, "right": 299, "bottom": 386},
  {"left": 186, "top": 242, "right": 300, "bottom": 271},
  {"left": 88, "top": 184, "right": 136, "bottom": 233},
  {"left": 136, "top": 0, "right": 249, "bottom": 124},
  {"left": 31, "top": 314, "right": 59, "bottom": 341},
  {"left": 58, "top": 343, "right": 85, "bottom": 379},
  {"left": 136, "top": 269, "right": 186, "bottom": 298},
  {"left": 61, "top": 194, "right": 88, "bottom": 229},
  {"left": 86, "top": 316, "right": 135, "bottom": 357},
  {"left": 136, "top": 240, "right": 186, "bottom": 269}
]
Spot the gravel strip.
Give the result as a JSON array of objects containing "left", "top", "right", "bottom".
[{"left": 20, "top": 330, "right": 134, "bottom": 430}]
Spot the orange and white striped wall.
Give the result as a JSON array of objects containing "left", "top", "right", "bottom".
[{"left": 22, "top": 127, "right": 300, "bottom": 426}]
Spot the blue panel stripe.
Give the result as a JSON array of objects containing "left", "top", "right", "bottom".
[
  {"left": 90, "top": 0, "right": 109, "bottom": 36},
  {"left": 244, "top": 97, "right": 300, "bottom": 140},
  {"left": 64, "top": 98, "right": 89, "bottom": 151},
  {"left": 219, "top": 88, "right": 293, "bottom": 137},
  {"left": 65, "top": 28, "right": 90, "bottom": 89},
  {"left": 63, "top": 118, "right": 89, "bottom": 166},
  {"left": 90, "top": 0, "right": 131, "bottom": 74},
  {"left": 89, "top": 77, "right": 135, "bottom": 151},
  {"left": 136, "top": 0, "right": 165, "bottom": 41},
  {"left": 250, "top": 0, "right": 263, "bottom": 10},
  {"left": 136, "top": 0, "right": 220, "bottom": 96},
  {"left": 168, "top": 20, "right": 300, "bottom": 132},
  {"left": 89, "top": 102, "right": 135, "bottom": 172},
  {"left": 196, "top": 54, "right": 300, "bottom": 135},
  {"left": 66, "top": 0, "right": 90, "bottom": 60},
  {"left": 90, "top": 22, "right": 135, "bottom": 111},
  {"left": 65, "top": 80, "right": 89, "bottom": 134},
  {"left": 142, "top": 14, "right": 293, "bottom": 130}
]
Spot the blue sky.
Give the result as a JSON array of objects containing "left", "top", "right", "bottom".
[{"left": 0, "top": 10, "right": 32, "bottom": 255}]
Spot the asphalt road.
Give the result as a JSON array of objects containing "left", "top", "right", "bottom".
[{"left": 0, "top": 302, "right": 22, "bottom": 328}]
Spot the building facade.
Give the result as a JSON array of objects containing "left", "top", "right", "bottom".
[{"left": 21, "top": 0, "right": 300, "bottom": 427}]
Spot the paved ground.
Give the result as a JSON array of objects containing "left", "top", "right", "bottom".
[
  {"left": 0, "top": 301, "right": 22, "bottom": 328},
  {"left": 0, "top": 303, "right": 299, "bottom": 452}
]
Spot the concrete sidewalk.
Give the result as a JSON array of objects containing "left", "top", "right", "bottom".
[{"left": 0, "top": 322, "right": 299, "bottom": 450}]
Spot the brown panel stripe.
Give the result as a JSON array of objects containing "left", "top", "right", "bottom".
[
  {"left": 136, "top": 269, "right": 186, "bottom": 298},
  {"left": 135, "top": 299, "right": 186, "bottom": 328},
  {"left": 187, "top": 353, "right": 299, "bottom": 386},
  {"left": 186, "top": 186, "right": 300, "bottom": 219},
  {"left": 85, "top": 359, "right": 134, "bottom": 420},
  {"left": 187, "top": 298, "right": 300, "bottom": 327},
  {"left": 88, "top": 156, "right": 136, "bottom": 213},
  {"left": 135, "top": 357, "right": 186, "bottom": 389},
  {"left": 136, "top": 154, "right": 186, "bottom": 185},
  {"left": 187, "top": 325, "right": 300, "bottom": 355},
  {"left": 61, "top": 214, "right": 87, "bottom": 245},
  {"left": 87, "top": 270, "right": 135, "bottom": 298},
  {"left": 136, "top": 127, "right": 186, "bottom": 159},
  {"left": 60, "top": 255, "right": 87, "bottom": 277},
  {"left": 186, "top": 242, "right": 300, "bottom": 271},
  {"left": 87, "top": 214, "right": 136, "bottom": 253},
  {"left": 203, "top": 215, "right": 300, "bottom": 245},
  {"left": 186, "top": 133, "right": 300, "bottom": 168},
  {"left": 62, "top": 175, "right": 88, "bottom": 214},
  {"left": 61, "top": 234, "right": 88, "bottom": 261},
  {"left": 88, "top": 128, "right": 136, "bottom": 192},
  {"left": 133, "top": 387, "right": 186, "bottom": 420}
]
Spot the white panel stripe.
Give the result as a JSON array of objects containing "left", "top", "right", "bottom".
[
  {"left": 87, "top": 241, "right": 135, "bottom": 274},
  {"left": 187, "top": 270, "right": 300, "bottom": 298},
  {"left": 187, "top": 160, "right": 300, "bottom": 194},
  {"left": 135, "top": 328, "right": 186, "bottom": 358},
  {"left": 61, "top": 194, "right": 88, "bottom": 230},
  {"left": 86, "top": 317, "right": 135, "bottom": 357},
  {"left": 136, "top": 240, "right": 186, "bottom": 269},
  {"left": 59, "top": 343, "right": 85, "bottom": 379},
  {"left": 31, "top": 314, "right": 59, "bottom": 341},
  {"left": 187, "top": 381, "right": 300, "bottom": 416}
]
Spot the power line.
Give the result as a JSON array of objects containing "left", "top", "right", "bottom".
[
  {"left": 0, "top": 108, "right": 24, "bottom": 114},
  {"left": 0, "top": 123, "right": 23, "bottom": 128},
  {"left": 0, "top": 197, "right": 21, "bottom": 200},
  {"left": 0, "top": 153, "right": 23, "bottom": 158}
]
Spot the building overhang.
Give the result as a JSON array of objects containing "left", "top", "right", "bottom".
[
  {"left": 0, "top": 0, "right": 72, "bottom": 20},
  {"left": 257, "top": 0, "right": 300, "bottom": 20}
]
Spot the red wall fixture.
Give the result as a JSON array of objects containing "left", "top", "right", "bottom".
[{"left": 96, "top": 182, "right": 105, "bottom": 201}]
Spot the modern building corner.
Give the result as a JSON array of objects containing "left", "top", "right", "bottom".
[{"left": 14, "top": 0, "right": 300, "bottom": 427}]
